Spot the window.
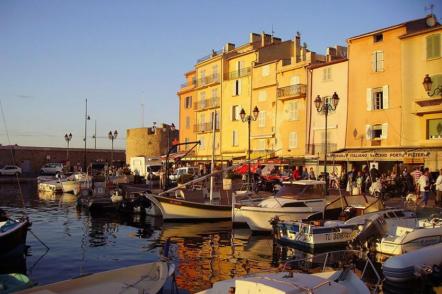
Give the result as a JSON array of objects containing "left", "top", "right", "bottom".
[
  {"left": 184, "top": 138, "right": 189, "bottom": 150},
  {"left": 212, "top": 64, "right": 219, "bottom": 81},
  {"left": 258, "top": 111, "right": 266, "bottom": 128},
  {"left": 371, "top": 51, "right": 384, "bottom": 72},
  {"left": 427, "top": 34, "right": 441, "bottom": 59},
  {"left": 200, "top": 91, "right": 206, "bottom": 108},
  {"left": 373, "top": 33, "right": 383, "bottom": 43},
  {"left": 200, "top": 113, "right": 205, "bottom": 125},
  {"left": 258, "top": 90, "right": 267, "bottom": 102},
  {"left": 286, "top": 101, "right": 299, "bottom": 121},
  {"left": 262, "top": 65, "right": 270, "bottom": 77},
  {"left": 366, "top": 86, "right": 389, "bottom": 111},
  {"left": 366, "top": 123, "right": 388, "bottom": 140},
  {"left": 427, "top": 119, "right": 442, "bottom": 139},
  {"left": 232, "top": 130, "right": 239, "bottom": 146},
  {"left": 211, "top": 88, "right": 218, "bottom": 98},
  {"left": 322, "top": 67, "right": 332, "bottom": 81},
  {"left": 185, "top": 96, "right": 192, "bottom": 108},
  {"left": 232, "top": 105, "right": 241, "bottom": 121},
  {"left": 185, "top": 116, "right": 190, "bottom": 129},
  {"left": 200, "top": 69, "right": 206, "bottom": 84},
  {"left": 289, "top": 132, "right": 298, "bottom": 148},
  {"left": 199, "top": 137, "right": 205, "bottom": 149},
  {"left": 372, "top": 88, "right": 383, "bottom": 110},
  {"left": 257, "top": 139, "right": 266, "bottom": 151},
  {"left": 233, "top": 80, "right": 241, "bottom": 96}
]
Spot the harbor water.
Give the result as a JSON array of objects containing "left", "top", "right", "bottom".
[{"left": 0, "top": 180, "right": 440, "bottom": 293}]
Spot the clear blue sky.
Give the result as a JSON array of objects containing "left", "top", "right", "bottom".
[{"left": 0, "top": 0, "right": 440, "bottom": 150}]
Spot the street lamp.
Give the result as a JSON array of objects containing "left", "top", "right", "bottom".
[
  {"left": 314, "top": 92, "right": 340, "bottom": 195},
  {"left": 164, "top": 123, "right": 176, "bottom": 190},
  {"left": 108, "top": 130, "right": 118, "bottom": 166},
  {"left": 240, "top": 106, "right": 259, "bottom": 192},
  {"left": 64, "top": 133, "right": 72, "bottom": 161},
  {"left": 422, "top": 74, "right": 442, "bottom": 97}
]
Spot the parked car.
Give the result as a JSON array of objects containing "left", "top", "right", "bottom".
[
  {"left": 40, "top": 163, "right": 64, "bottom": 175},
  {"left": 169, "top": 167, "right": 199, "bottom": 183},
  {"left": 0, "top": 165, "right": 22, "bottom": 176}
]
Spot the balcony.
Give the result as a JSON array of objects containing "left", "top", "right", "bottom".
[
  {"left": 180, "top": 79, "right": 196, "bottom": 88},
  {"left": 194, "top": 97, "right": 220, "bottom": 111},
  {"left": 277, "top": 84, "right": 307, "bottom": 99},
  {"left": 194, "top": 122, "right": 220, "bottom": 133},
  {"left": 195, "top": 74, "right": 220, "bottom": 88},
  {"left": 224, "top": 67, "right": 252, "bottom": 80}
]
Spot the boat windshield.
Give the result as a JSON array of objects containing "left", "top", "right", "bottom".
[{"left": 276, "top": 182, "right": 325, "bottom": 198}]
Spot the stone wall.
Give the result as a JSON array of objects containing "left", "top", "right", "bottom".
[
  {"left": 126, "top": 125, "right": 178, "bottom": 163},
  {"left": 0, "top": 146, "right": 125, "bottom": 174}
]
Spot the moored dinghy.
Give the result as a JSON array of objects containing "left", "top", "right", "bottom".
[
  {"left": 16, "top": 261, "right": 174, "bottom": 294},
  {"left": 0, "top": 209, "right": 30, "bottom": 259}
]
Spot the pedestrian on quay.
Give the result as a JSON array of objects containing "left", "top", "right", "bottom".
[
  {"left": 159, "top": 168, "right": 166, "bottom": 190},
  {"left": 418, "top": 168, "right": 430, "bottom": 207},
  {"left": 292, "top": 166, "right": 301, "bottom": 180},
  {"left": 435, "top": 168, "right": 442, "bottom": 206},
  {"left": 301, "top": 167, "right": 309, "bottom": 180},
  {"left": 411, "top": 166, "right": 423, "bottom": 194},
  {"left": 308, "top": 167, "right": 316, "bottom": 180}
]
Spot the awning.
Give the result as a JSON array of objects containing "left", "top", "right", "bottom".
[{"left": 329, "top": 149, "right": 432, "bottom": 162}]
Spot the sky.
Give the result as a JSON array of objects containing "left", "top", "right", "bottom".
[{"left": 0, "top": 0, "right": 440, "bottom": 150}]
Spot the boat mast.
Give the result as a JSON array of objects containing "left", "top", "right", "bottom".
[{"left": 209, "top": 110, "right": 216, "bottom": 203}]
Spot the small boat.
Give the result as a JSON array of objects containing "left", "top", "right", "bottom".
[
  {"left": 238, "top": 180, "right": 382, "bottom": 232},
  {"left": 375, "top": 225, "right": 442, "bottom": 255},
  {"left": 77, "top": 183, "right": 118, "bottom": 213},
  {"left": 198, "top": 250, "right": 378, "bottom": 294},
  {"left": 274, "top": 220, "right": 361, "bottom": 250},
  {"left": 0, "top": 210, "right": 30, "bottom": 259},
  {"left": 383, "top": 242, "right": 442, "bottom": 282},
  {"left": 0, "top": 273, "right": 33, "bottom": 293},
  {"left": 16, "top": 261, "right": 174, "bottom": 294}
]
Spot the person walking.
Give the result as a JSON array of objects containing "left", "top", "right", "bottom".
[
  {"left": 435, "top": 168, "right": 442, "bottom": 206},
  {"left": 412, "top": 166, "right": 423, "bottom": 195},
  {"left": 418, "top": 168, "right": 430, "bottom": 207},
  {"left": 308, "top": 167, "right": 316, "bottom": 180}
]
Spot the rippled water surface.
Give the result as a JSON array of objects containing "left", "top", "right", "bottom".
[{"left": 0, "top": 181, "right": 294, "bottom": 293}]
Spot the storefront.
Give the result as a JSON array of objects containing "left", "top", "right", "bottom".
[{"left": 329, "top": 148, "right": 442, "bottom": 173}]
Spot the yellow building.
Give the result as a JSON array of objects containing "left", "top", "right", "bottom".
[
  {"left": 307, "top": 47, "right": 348, "bottom": 173},
  {"left": 344, "top": 15, "right": 442, "bottom": 170},
  {"left": 177, "top": 70, "right": 197, "bottom": 151},
  {"left": 400, "top": 14, "right": 442, "bottom": 169}
]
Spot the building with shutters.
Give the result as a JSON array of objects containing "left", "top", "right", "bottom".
[
  {"left": 177, "top": 70, "right": 197, "bottom": 152},
  {"left": 340, "top": 14, "right": 442, "bottom": 171}
]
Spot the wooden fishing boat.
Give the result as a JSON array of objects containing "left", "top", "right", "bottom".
[
  {"left": 17, "top": 261, "right": 174, "bottom": 294},
  {"left": 0, "top": 211, "right": 30, "bottom": 259}
]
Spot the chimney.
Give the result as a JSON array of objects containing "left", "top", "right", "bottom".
[
  {"left": 326, "top": 47, "right": 337, "bottom": 62},
  {"left": 224, "top": 43, "right": 235, "bottom": 52},
  {"left": 249, "top": 33, "right": 261, "bottom": 44},
  {"left": 294, "top": 32, "right": 301, "bottom": 63},
  {"left": 271, "top": 37, "right": 281, "bottom": 44},
  {"left": 261, "top": 32, "right": 272, "bottom": 47}
]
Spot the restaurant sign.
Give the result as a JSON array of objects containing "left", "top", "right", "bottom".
[{"left": 328, "top": 151, "right": 430, "bottom": 162}]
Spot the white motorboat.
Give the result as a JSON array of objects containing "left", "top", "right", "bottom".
[
  {"left": 383, "top": 243, "right": 442, "bottom": 282},
  {"left": 238, "top": 180, "right": 381, "bottom": 232},
  {"left": 198, "top": 250, "right": 378, "bottom": 294},
  {"left": 375, "top": 224, "right": 442, "bottom": 255},
  {"left": 38, "top": 179, "right": 63, "bottom": 193},
  {"left": 17, "top": 261, "right": 174, "bottom": 294}
]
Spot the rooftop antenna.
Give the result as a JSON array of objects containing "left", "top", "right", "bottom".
[
  {"left": 425, "top": 3, "right": 434, "bottom": 15},
  {"left": 271, "top": 24, "right": 275, "bottom": 37}
]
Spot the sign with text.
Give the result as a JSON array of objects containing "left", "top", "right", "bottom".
[{"left": 328, "top": 151, "right": 430, "bottom": 162}]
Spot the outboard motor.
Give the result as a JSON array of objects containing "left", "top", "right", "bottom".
[{"left": 352, "top": 215, "right": 388, "bottom": 247}]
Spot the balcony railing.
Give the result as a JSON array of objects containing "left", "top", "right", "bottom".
[
  {"left": 194, "top": 122, "right": 220, "bottom": 133},
  {"left": 277, "top": 84, "right": 307, "bottom": 98},
  {"left": 180, "top": 79, "right": 196, "bottom": 88},
  {"left": 194, "top": 97, "right": 220, "bottom": 111},
  {"left": 196, "top": 49, "right": 223, "bottom": 64},
  {"left": 195, "top": 74, "right": 220, "bottom": 87},
  {"left": 224, "top": 67, "right": 252, "bottom": 80}
]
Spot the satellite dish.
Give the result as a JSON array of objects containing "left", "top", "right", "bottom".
[{"left": 426, "top": 15, "right": 437, "bottom": 27}]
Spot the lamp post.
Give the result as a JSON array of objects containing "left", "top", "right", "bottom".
[
  {"left": 83, "top": 99, "right": 91, "bottom": 172},
  {"left": 164, "top": 123, "right": 176, "bottom": 190},
  {"left": 314, "top": 92, "right": 340, "bottom": 195},
  {"left": 239, "top": 106, "right": 259, "bottom": 192},
  {"left": 64, "top": 133, "right": 72, "bottom": 161},
  {"left": 108, "top": 130, "right": 118, "bottom": 166},
  {"left": 423, "top": 74, "right": 442, "bottom": 96}
]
